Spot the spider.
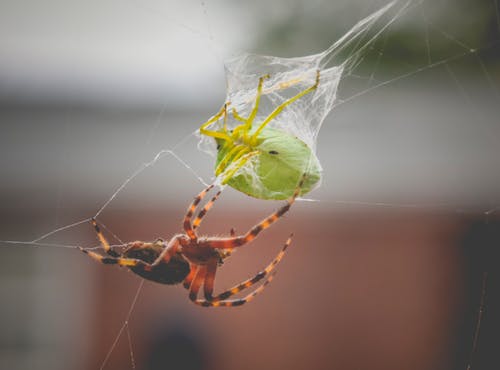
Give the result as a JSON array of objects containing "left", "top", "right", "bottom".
[{"left": 79, "top": 179, "right": 303, "bottom": 307}]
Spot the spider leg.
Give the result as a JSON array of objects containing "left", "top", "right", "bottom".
[
  {"left": 151, "top": 236, "right": 181, "bottom": 266},
  {"left": 196, "top": 274, "right": 277, "bottom": 307},
  {"left": 203, "top": 260, "right": 218, "bottom": 300},
  {"left": 192, "top": 189, "right": 223, "bottom": 230},
  {"left": 79, "top": 247, "right": 151, "bottom": 269},
  {"left": 183, "top": 184, "right": 215, "bottom": 240},
  {"left": 205, "top": 177, "right": 303, "bottom": 249},
  {"left": 250, "top": 70, "right": 320, "bottom": 145},
  {"left": 183, "top": 264, "right": 196, "bottom": 289},
  {"left": 193, "top": 234, "right": 293, "bottom": 307},
  {"left": 91, "top": 218, "right": 120, "bottom": 257},
  {"left": 188, "top": 266, "right": 207, "bottom": 302}
]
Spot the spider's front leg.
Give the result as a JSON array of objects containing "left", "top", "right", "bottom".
[
  {"left": 183, "top": 183, "right": 215, "bottom": 240},
  {"left": 91, "top": 218, "right": 120, "bottom": 257},
  {"left": 192, "top": 189, "right": 223, "bottom": 230},
  {"left": 206, "top": 177, "right": 303, "bottom": 250}
]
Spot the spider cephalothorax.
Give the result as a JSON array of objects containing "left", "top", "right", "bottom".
[{"left": 80, "top": 178, "right": 303, "bottom": 307}]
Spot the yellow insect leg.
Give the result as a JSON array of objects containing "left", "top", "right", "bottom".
[
  {"left": 243, "top": 74, "right": 270, "bottom": 141},
  {"left": 250, "top": 70, "right": 320, "bottom": 146},
  {"left": 199, "top": 104, "right": 232, "bottom": 142},
  {"left": 232, "top": 107, "right": 246, "bottom": 123},
  {"left": 231, "top": 108, "right": 249, "bottom": 140},
  {"left": 221, "top": 150, "right": 259, "bottom": 185},
  {"left": 215, "top": 145, "right": 249, "bottom": 176}
]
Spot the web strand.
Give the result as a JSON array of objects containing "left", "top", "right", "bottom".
[
  {"left": 367, "top": 32, "right": 389, "bottom": 87},
  {"left": 444, "top": 63, "right": 472, "bottom": 104},
  {"left": 335, "top": 39, "right": 500, "bottom": 108},
  {"left": 94, "top": 131, "right": 209, "bottom": 218},
  {"left": 475, "top": 55, "right": 500, "bottom": 100},
  {"left": 466, "top": 272, "right": 488, "bottom": 370},
  {"left": 421, "top": 7, "right": 432, "bottom": 65},
  {"left": 126, "top": 323, "right": 137, "bottom": 370},
  {"left": 32, "top": 218, "right": 92, "bottom": 243},
  {"left": 0, "top": 240, "right": 81, "bottom": 249},
  {"left": 99, "top": 279, "right": 144, "bottom": 370}
]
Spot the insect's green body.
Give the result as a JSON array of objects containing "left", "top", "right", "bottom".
[{"left": 215, "top": 127, "right": 321, "bottom": 200}]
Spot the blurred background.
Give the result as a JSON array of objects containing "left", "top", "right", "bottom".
[{"left": 1, "top": 0, "right": 500, "bottom": 369}]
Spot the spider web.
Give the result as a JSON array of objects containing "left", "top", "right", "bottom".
[{"left": 0, "top": 0, "right": 499, "bottom": 369}]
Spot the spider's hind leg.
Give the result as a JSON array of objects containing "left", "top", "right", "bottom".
[
  {"left": 193, "top": 234, "right": 293, "bottom": 307},
  {"left": 183, "top": 265, "right": 197, "bottom": 289}
]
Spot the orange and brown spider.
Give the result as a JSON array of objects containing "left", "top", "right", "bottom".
[{"left": 79, "top": 179, "right": 303, "bottom": 307}]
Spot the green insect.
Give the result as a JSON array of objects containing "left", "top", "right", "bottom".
[{"left": 199, "top": 72, "right": 322, "bottom": 200}]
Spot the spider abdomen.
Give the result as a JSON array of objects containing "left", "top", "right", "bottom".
[
  {"left": 130, "top": 256, "right": 190, "bottom": 285},
  {"left": 124, "top": 244, "right": 190, "bottom": 285}
]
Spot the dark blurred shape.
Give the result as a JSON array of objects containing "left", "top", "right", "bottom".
[
  {"left": 142, "top": 323, "right": 210, "bottom": 370},
  {"left": 454, "top": 216, "right": 500, "bottom": 370}
]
